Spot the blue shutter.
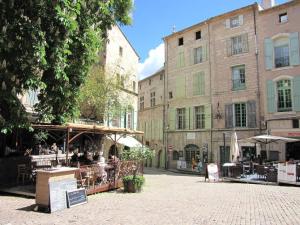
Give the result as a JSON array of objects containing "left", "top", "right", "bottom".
[
  {"left": 293, "top": 76, "right": 300, "bottom": 112},
  {"left": 290, "top": 32, "right": 300, "bottom": 66},
  {"left": 264, "top": 38, "right": 273, "bottom": 70},
  {"left": 267, "top": 80, "right": 276, "bottom": 113}
]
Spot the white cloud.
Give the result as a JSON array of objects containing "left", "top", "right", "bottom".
[{"left": 138, "top": 43, "right": 164, "bottom": 80}]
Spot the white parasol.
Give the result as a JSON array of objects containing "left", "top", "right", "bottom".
[{"left": 230, "top": 132, "right": 240, "bottom": 162}]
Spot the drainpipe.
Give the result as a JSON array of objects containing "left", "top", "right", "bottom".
[
  {"left": 253, "top": 4, "right": 262, "bottom": 134},
  {"left": 207, "top": 21, "right": 214, "bottom": 163},
  {"left": 163, "top": 39, "right": 168, "bottom": 169}
]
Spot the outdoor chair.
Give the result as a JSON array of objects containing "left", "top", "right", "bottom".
[
  {"left": 256, "top": 165, "right": 266, "bottom": 180},
  {"left": 75, "top": 168, "right": 87, "bottom": 188},
  {"left": 16, "top": 164, "right": 31, "bottom": 185}
]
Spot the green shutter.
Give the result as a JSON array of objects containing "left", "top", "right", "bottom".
[
  {"left": 185, "top": 107, "right": 190, "bottom": 130},
  {"left": 290, "top": 32, "right": 300, "bottom": 66},
  {"left": 199, "top": 71, "right": 205, "bottom": 95},
  {"left": 267, "top": 80, "right": 276, "bottom": 113},
  {"left": 203, "top": 44, "right": 208, "bottom": 61},
  {"left": 176, "top": 75, "right": 185, "bottom": 98},
  {"left": 190, "top": 107, "right": 194, "bottom": 129},
  {"left": 205, "top": 104, "right": 211, "bottom": 129},
  {"left": 293, "top": 76, "right": 300, "bottom": 112},
  {"left": 264, "top": 38, "right": 273, "bottom": 70},
  {"left": 169, "top": 108, "right": 176, "bottom": 130},
  {"left": 193, "top": 73, "right": 199, "bottom": 96},
  {"left": 193, "top": 72, "right": 205, "bottom": 96},
  {"left": 225, "top": 104, "right": 233, "bottom": 128}
]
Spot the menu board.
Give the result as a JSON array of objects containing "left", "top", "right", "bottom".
[
  {"left": 49, "top": 178, "right": 77, "bottom": 212},
  {"left": 207, "top": 163, "right": 219, "bottom": 181},
  {"left": 66, "top": 188, "right": 87, "bottom": 208}
]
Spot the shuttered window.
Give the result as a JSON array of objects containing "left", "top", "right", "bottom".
[
  {"left": 139, "top": 96, "right": 144, "bottom": 110},
  {"left": 274, "top": 37, "right": 290, "bottom": 68},
  {"left": 234, "top": 103, "right": 247, "bottom": 127},
  {"left": 277, "top": 80, "right": 292, "bottom": 112},
  {"left": 193, "top": 72, "right": 205, "bottom": 96},
  {"left": 194, "top": 47, "right": 203, "bottom": 64},
  {"left": 177, "top": 108, "right": 186, "bottom": 130},
  {"left": 177, "top": 51, "right": 185, "bottom": 68},
  {"left": 150, "top": 92, "right": 155, "bottom": 107},
  {"left": 195, "top": 106, "right": 205, "bottom": 129},
  {"left": 232, "top": 65, "right": 246, "bottom": 90}
]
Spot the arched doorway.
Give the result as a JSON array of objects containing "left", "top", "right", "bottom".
[
  {"left": 184, "top": 144, "right": 200, "bottom": 168},
  {"left": 109, "top": 144, "right": 119, "bottom": 159}
]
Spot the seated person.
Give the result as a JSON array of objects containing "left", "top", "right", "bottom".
[
  {"left": 70, "top": 149, "right": 79, "bottom": 167},
  {"left": 79, "top": 151, "right": 92, "bottom": 165}
]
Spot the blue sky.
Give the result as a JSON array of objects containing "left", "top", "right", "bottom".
[{"left": 121, "top": 0, "right": 287, "bottom": 79}]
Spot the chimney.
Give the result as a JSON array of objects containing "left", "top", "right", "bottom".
[{"left": 261, "top": 0, "right": 276, "bottom": 9}]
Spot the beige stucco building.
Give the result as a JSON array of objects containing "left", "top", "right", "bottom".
[
  {"left": 138, "top": 68, "right": 165, "bottom": 168},
  {"left": 257, "top": 1, "right": 300, "bottom": 161},
  {"left": 158, "top": 0, "right": 300, "bottom": 170},
  {"left": 103, "top": 25, "right": 139, "bottom": 130}
]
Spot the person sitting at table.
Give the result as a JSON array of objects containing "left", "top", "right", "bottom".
[
  {"left": 79, "top": 151, "right": 92, "bottom": 165},
  {"left": 70, "top": 149, "right": 79, "bottom": 167}
]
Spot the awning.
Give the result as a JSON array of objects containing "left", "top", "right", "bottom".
[
  {"left": 111, "top": 134, "right": 143, "bottom": 148},
  {"left": 241, "top": 134, "right": 298, "bottom": 144}
]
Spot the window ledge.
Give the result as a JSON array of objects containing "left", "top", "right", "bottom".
[
  {"left": 270, "top": 66, "right": 294, "bottom": 72},
  {"left": 273, "top": 111, "right": 296, "bottom": 116}
]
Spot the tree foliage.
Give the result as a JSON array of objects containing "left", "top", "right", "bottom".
[{"left": 0, "top": 0, "right": 133, "bottom": 133}]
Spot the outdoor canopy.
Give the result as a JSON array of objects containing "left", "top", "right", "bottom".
[
  {"left": 110, "top": 134, "right": 143, "bottom": 148},
  {"left": 242, "top": 134, "right": 298, "bottom": 144}
]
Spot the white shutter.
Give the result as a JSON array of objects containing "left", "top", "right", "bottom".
[
  {"left": 225, "top": 19, "right": 230, "bottom": 28},
  {"left": 238, "top": 15, "right": 244, "bottom": 26}
]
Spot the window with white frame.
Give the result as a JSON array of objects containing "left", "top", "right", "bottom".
[
  {"left": 194, "top": 47, "right": 203, "bottom": 64},
  {"left": 232, "top": 65, "right": 246, "bottom": 90},
  {"left": 274, "top": 37, "right": 290, "bottom": 68},
  {"left": 177, "top": 108, "right": 186, "bottom": 130},
  {"left": 140, "top": 96, "right": 144, "bottom": 110},
  {"left": 277, "top": 79, "right": 292, "bottom": 112},
  {"left": 150, "top": 92, "right": 155, "bottom": 107},
  {"left": 195, "top": 106, "right": 205, "bottom": 129},
  {"left": 230, "top": 16, "right": 240, "bottom": 28},
  {"left": 234, "top": 103, "right": 247, "bottom": 127},
  {"left": 279, "top": 12, "right": 288, "bottom": 23}
]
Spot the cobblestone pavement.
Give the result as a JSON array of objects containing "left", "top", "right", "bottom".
[{"left": 1, "top": 168, "right": 300, "bottom": 225}]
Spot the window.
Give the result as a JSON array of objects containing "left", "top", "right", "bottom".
[
  {"left": 160, "top": 73, "right": 164, "bottom": 80},
  {"left": 194, "top": 47, "right": 203, "bottom": 64},
  {"left": 177, "top": 108, "right": 186, "bottom": 130},
  {"left": 178, "top": 37, "right": 184, "bottom": 46},
  {"left": 149, "top": 79, "right": 151, "bottom": 85},
  {"left": 228, "top": 34, "right": 248, "bottom": 56},
  {"left": 279, "top": 12, "right": 288, "bottom": 23},
  {"left": 234, "top": 103, "right": 247, "bottom": 127},
  {"left": 127, "top": 112, "right": 132, "bottom": 129},
  {"left": 169, "top": 91, "right": 173, "bottom": 99},
  {"left": 292, "top": 119, "right": 299, "bottom": 128},
  {"left": 150, "top": 92, "right": 155, "bottom": 107},
  {"left": 173, "top": 151, "right": 179, "bottom": 160},
  {"left": 195, "top": 106, "right": 205, "bottom": 129},
  {"left": 230, "top": 16, "right": 239, "bottom": 28},
  {"left": 274, "top": 38, "right": 290, "bottom": 68},
  {"left": 132, "top": 81, "right": 136, "bottom": 92},
  {"left": 119, "top": 46, "right": 123, "bottom": 57},
  {"left": 140, "top": 96, "right": 144, "bottom": 110},
  {"left": 277, "top": 80, "right": 292, "bottom": 112},
  {"left": 232, "top": 65, "right": 246, "bottom": 90},
  {"left": 139, "top": 84, "right": 141, "bottom": 90},
  {"left": 195, "top": 31, "right": 201, "bottom": 40}
]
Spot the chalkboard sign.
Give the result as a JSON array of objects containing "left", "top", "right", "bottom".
[
  {"left": 66, "top": 188, "right": 87, "bottom": 208},
  {"left": 49, "top": 178, "right": 77, "bottom": 212}
]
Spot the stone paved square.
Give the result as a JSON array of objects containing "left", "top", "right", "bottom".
[{"left": 0, "top": 168, "right": 300, "bottom": 225}]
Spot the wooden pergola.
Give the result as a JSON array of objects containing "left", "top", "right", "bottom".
[{"left": 32, "top": 122, "right": 144, "bottom": 165}]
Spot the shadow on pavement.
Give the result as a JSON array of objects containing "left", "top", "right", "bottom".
[{"left": 144, "top": 168, "right": 201, "bottom": 177}]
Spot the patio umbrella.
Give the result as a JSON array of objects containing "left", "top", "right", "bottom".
[
  {"left": 230, "top": 132, "right": 240, "bottom": 162},
  {"left": 242, "top": 134, "right": 298, "bottom": 160},
  {"left": 244, "top": 135, "right": 298, "bottom": 144}
]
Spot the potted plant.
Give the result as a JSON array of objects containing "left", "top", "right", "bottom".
[
  {"left": 121, "top": 146, "right": 154, "bottom": 193},
  {"left": 122, "top": 175, "right": 145, "bottom": 193}
]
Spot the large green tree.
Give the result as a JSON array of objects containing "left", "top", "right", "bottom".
[{"left": 0, "top": 0, "right": 133, "bottom": 133}]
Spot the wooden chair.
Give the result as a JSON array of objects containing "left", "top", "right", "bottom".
[
  {"left": 75, "top": 168, "right": 87, "bottom": 188},
  {"left": 84, "top": 167, "right": 95, "bottom": 189},
  {"left": 256, "top": 165, "right": 266, "bottom": 180},
  {"left": 16, "top": 164, "right": 31, "bottom": 185}
]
